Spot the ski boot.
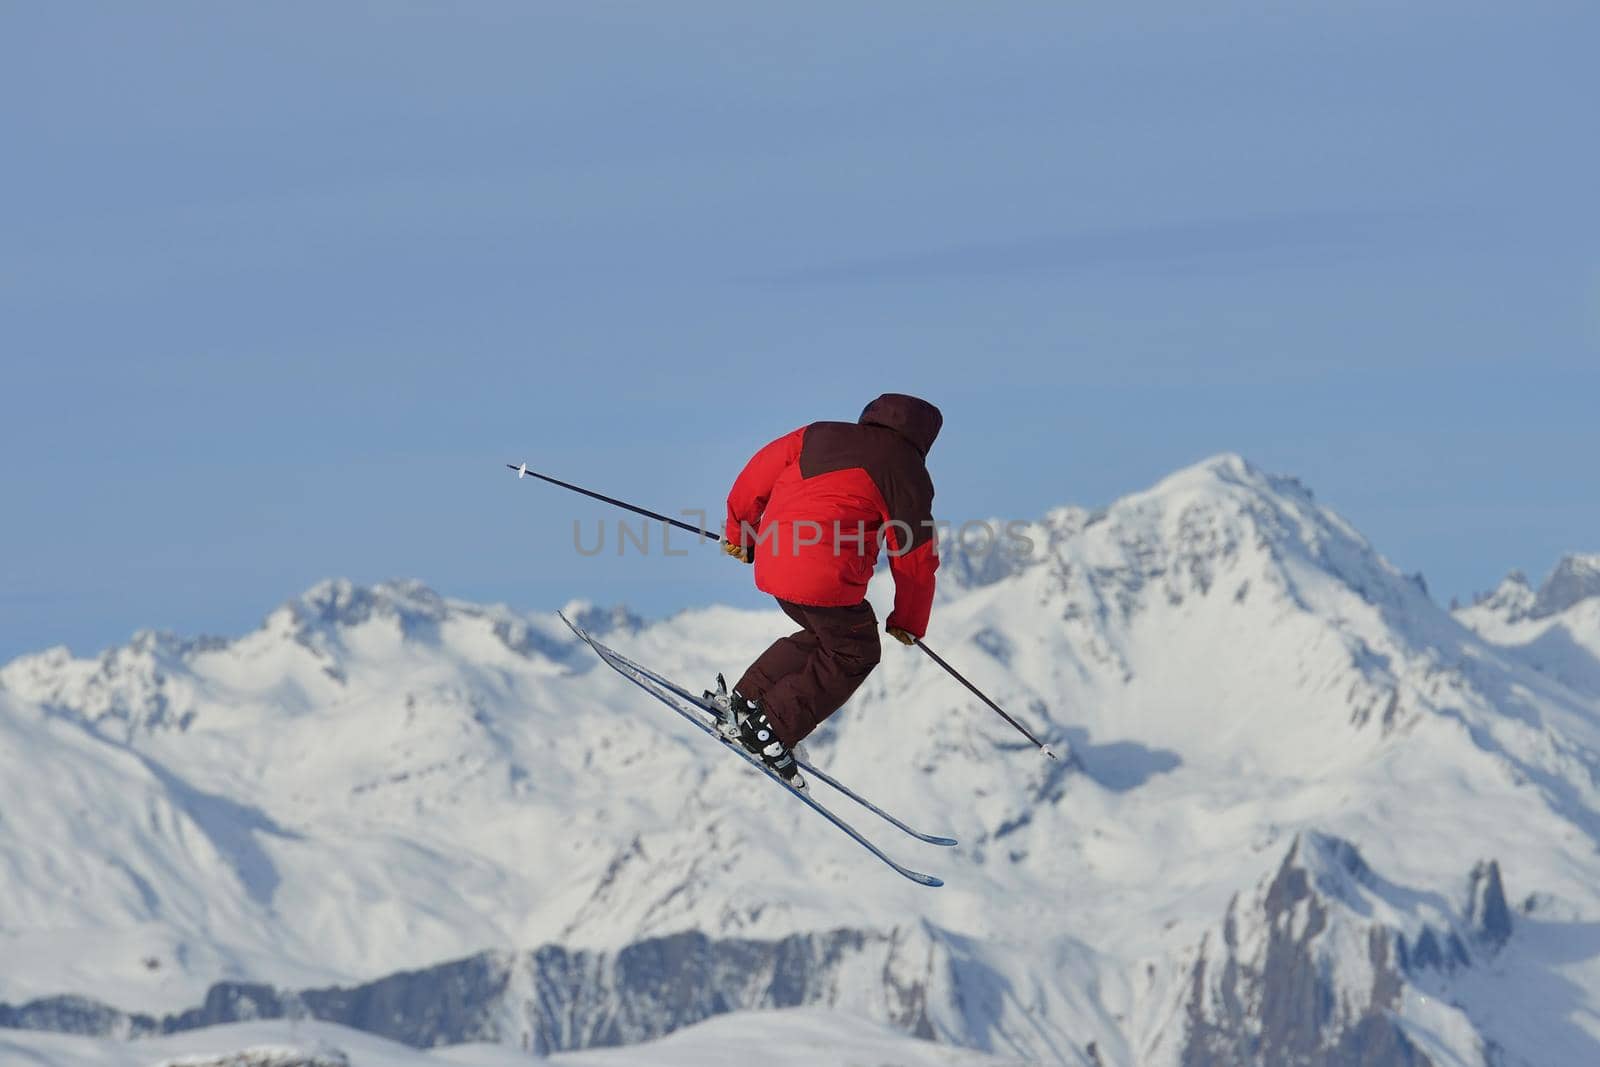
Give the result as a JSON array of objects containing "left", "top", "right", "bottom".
[{"left": 704, "top": 674, "right": 806, "bottom": 791}]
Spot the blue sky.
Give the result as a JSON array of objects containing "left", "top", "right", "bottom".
[{"left": 3, "top": 2, "right": 1597, "bottom": 661}]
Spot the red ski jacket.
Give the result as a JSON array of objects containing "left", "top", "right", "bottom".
[{"left": 724, "top": 394, "right": 942, "bottom": 638}]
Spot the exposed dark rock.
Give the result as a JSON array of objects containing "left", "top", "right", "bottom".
[
  {"left": 0, "top": 993, "right": 143, "bottom": 1038},
  {"left": 1181, "top": 834, "right": 1435, "bottom": 1067},
  {"left": 1466, "top": 860, "right": 1513, "bottom": 952},
  {"left": 1399, "top": 926, "right": 1470, "bottom": 975},
  {"left": 0, "top": 927, "right": 937, "bottom": 1055}
]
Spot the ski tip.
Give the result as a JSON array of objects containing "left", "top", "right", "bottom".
[
  {"left": 909, "top": 872, "right": 944, "bottom": 888},
  {"left": 926, "top": 835, "right": 959, "bottom": 848}
]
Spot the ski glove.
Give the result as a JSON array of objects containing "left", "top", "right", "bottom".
[
  {"left": 887, "top": 625, "right": 917, "bottom": 646},
  {"left": 723, "top": 541, "right": 753, "bottom": 564}
]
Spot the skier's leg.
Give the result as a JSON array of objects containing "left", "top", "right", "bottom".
[
  {"left": 734, "top": 600, "right": 818, "bottom": 706},
  {"left": 756, "top": 600, "right": 881, "bottom": 746},
  {"left": 725, "top": 600, "right": 819, "bottom": 786}
]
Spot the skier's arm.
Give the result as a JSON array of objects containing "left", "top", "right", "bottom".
[
  {"left": 724, "top": 427, "right": 805, "bottom": 551},
  {"left": 886, "top": 536, "right": 938, "bottom": 640},
  {"left": 881, "top": 470, "right": 939, "bottom": 640}
]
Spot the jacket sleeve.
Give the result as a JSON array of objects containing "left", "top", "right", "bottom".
[
  {"left": 881, "top": 470, "right": 939, "bottom": 638},
  {"left": 724, "top": 427, "right": 806, "bottom": 548},
  {"left": 885, "top": 534, "right": 939, "bottom": 638}
]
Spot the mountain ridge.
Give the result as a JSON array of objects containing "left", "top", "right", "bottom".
[{"left": 4, "top": 454, "right": 1599, "bottom": 1064}]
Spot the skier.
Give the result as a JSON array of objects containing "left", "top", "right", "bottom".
[{"left": 714, "top": 393, "right": 942, "bottom": 788}]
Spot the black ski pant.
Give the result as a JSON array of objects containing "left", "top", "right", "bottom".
[{"left": 736, "top": 598, "right": 882, "bottom": 748}]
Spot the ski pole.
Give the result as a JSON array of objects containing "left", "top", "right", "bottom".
[
  {"left": 913, "top": 639, "right": 1057, "bottom": 760},
  {"left": 506, "top": 462, "right": 723, "bottom": 543}
]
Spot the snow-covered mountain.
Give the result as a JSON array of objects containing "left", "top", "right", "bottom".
[
  {"left": 4, "top": 454, "right": 1600, "bottom": 1066},
  {"left": 0, "top": 1010, "right": 1027, "bottom": 1067},
  {"left": 1455, "top": 555, "right": 1600, "bottom": 697}
]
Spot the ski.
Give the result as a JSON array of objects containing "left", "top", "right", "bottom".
[
  {"left": 558, "top": 612, "right": 945, "bottom": 888},
  {"left": 596, "top": 643, "right": 958, "bottom": 848}
]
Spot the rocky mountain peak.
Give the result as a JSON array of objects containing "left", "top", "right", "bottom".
[
  {"left": 1533, "top": 553, "right": 1600, "bottom": 618},
  {"left": 558, "top": 600, "right": 644, "bottom": 637},
  {"left": 1471, "top": 570, "right": 1536, "bottom": 622},
  {"left": 283, "top": 578, "right": 448, "bottom": 636}
]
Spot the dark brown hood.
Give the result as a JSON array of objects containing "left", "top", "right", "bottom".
[{"left": 859, "top": 393, "right": 943, "bottom": 456}]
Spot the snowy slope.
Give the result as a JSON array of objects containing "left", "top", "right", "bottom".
[
  {"left": 0, "top": 1009, "right": 1025, "bottom": 1067},
  {"left": 4, "top": 455, "right": 1600, "bottom": 1065}
]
